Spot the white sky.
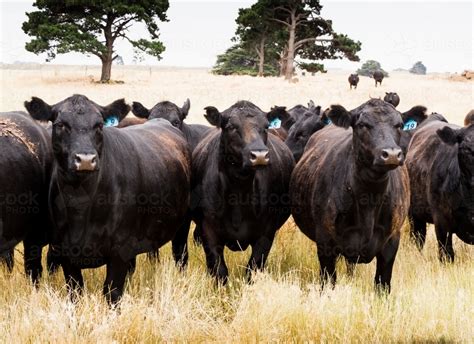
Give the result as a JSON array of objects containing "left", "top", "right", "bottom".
[{"left": 0, "top": 0, "right": 472, "bottom": 72}]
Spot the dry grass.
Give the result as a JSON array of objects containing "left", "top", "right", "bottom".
[{"left": 0, "top": 66, "right": 473, "bottom": 343}]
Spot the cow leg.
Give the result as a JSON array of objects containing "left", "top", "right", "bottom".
[
  {"left": 46, "top": 246, "right": 62, "bottom": 274},
  {"left": 103, "top": 259, "right": 129, "bottom": 305},
  {"left": 0, "top": 249, "right": 14, "bottom": 272},
  {"left": 317, "top": 245, "right": 337, "bottom": 288},
  {"left": 193, "top": 222, "right": 203, "bottom": 245},
  {"left": 435, "top": 224, "right": 454, "bottom": 262},
  {"left": 202, "top": 219, "right": 228, "bottom": 284},
  {"left": 127, "top": 257, "right": 136, "bottom": 277},
  {"left": 23, "top": 240, "right": 43, "bottom": 285},
  {"left": 246, "top": 234, "right": 275, "bottom": 282},
  {"left": 375, "top": 236, "right": 400, "bottom": 293},
  {"left": 172, "top": 213, "right": 192, "bottom": 268},
  {"left": 410, "top": 216, "right": 427, "bottom": 250},
  {"left": 62, "top": 259, "right": 84, "bottom": 301}
]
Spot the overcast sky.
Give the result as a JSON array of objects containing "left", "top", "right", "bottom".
[{"left": 0, "top": 0, "right": 472, "bottom": 72}]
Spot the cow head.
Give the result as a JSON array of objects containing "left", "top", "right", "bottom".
[
  {"left": 132, "top": 99, "right": 190, "bottom": 130},
  {"left": 326, "top": 99, "right": 405, "bottom": 172},
  {"left": 25, "top": 94, "right": 130, "bottom": 174},
  {"left": 383, "top": 92, "right": 400, "bottom": 107},
  {"left": 204, "top": 101, "right": 270, "bottom": 170},
  {"left": 285, "top": 105, "right": 327, "bottom": 162}
]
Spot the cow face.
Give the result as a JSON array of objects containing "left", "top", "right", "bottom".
[
  {"left": 285, "top": 106, "right": 327, "bottom": 162},
  {"left": 327, "top": 99, "right": 405, "bottom": 171},
  {"left": 132, "top": 99, "right": 190, "bottom": 130},
  {"left": 25, "top": 94, "right": 130, "bottom": 173},
  {"left": 204, "top": 101, "right": 270, "bottom": 170}
]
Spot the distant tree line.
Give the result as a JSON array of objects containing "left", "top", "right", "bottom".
[{"left": 213, "top": 0, "right": 361, "bottom": 80}]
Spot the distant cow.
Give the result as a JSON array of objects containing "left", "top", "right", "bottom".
[
  {"left": 406, "top": 120, "right": 474, "bottom": 261},
  {"left": 187, "top": 101, "right": 294, "bottom": 283},
  {"left": 25, "top": 94, "right": 191, "bottom": 304},
  {"left": 348, "top": 74, "right": 360, "bottom": 89},
  {"left": 0, "top": 111, "right": 52, "bottom": 283},
  {"left": 384, "top": 92, "right": 400, "bottom": 107},
  {"left": 285, "top": 104, "right": 330, "bottom": 162},
  {"left": 291, "top": 99, "right": 409, "bottom": 292},
  {"left": 373, "top": 70, "right": 384, "bottom": 87},
  {"left": 266, "top": 106, "right": 296, "bottom": 141},
  {"left": 465, "top": 110, "right": 474, "bottom": 126},
  {"left": 130, "top": 98, "right": 212, "bottom": 263}
]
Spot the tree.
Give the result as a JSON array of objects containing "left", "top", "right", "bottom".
[
  {"left": 268, "top": 0, "right": 361, "bottom": 79},
  {"left": 22, "top": 1, "right": 169, "bottom": 82},
  {"left": 212, "top": 44, "right": 279, "bottom": 76},
  {"left": 409, "top": 61, "right": 427, "bottom": 75},
  {"left": 357, "top": 60, "right": 389, "bottom": 77},
  {"left": 235, "top": 3, "right": 285, "bottom": 77}
]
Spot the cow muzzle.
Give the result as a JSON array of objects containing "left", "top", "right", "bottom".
[
  {"left": 249, "top": 150, "right": 269, "bottom": 167},
  {"left": 74, "top": 153, "right": 98, "bottom": 171},
  {"left": 380, "top": 148, "right": 403, "bottom": 166}
]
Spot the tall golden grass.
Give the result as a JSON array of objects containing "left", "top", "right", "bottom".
[
  {"left": 0, "top": 66, "right": 473, "bottom": 342},
  {"left": 1, "top": 221, "right": 473, "bottom": 343}
]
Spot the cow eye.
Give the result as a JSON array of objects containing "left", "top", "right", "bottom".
[
  {"left": 395, "top": 123, "right": 403, "bottom": 130},
  {"left": 358, "top": 123, "right": 372, "bottom": 129},
  {"left": 94, "top": 122, "right": 103, "bottom": 130}
]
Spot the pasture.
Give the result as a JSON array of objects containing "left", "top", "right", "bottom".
[{"left": 0, "top": 65, "right": 473, "bottom": 343}]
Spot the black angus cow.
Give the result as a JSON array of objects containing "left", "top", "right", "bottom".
[
  {"left": 290, "top": 99, "right": 409, "bottom": 292},
  {"left": 0, "top": 111, "right": 52, "bottom": 283},
  {"left": 373, "top": 70, "right": 384, "bottom": 87},
  {"left": 25, "top": 94, "right": 191, "bottom": 303},
  {"left": 187, "top": 101, "right": 294, "bottom": 283},
  {"left": 131, "top": 99, "right": 211, "bottom": 150},
  {"left": 465, "top": 110, "right": 474, "bottom": 126},
  {"left": 266, "top": 106, "right": 296, "bottom": 141},
  {"left": 384, "top": 92, "right": 400, "bottom": 107},
  {"left": 129, "top": 98, "right": 212, "bottom": 263},
  {"left": 406, "top": 120, "right": 474, "bottom": 261},
  {"left": 284, "top": 104, "right": 330, "bottom": 162},
  {"left": 348, "top": 74, "right": 360, "bottom": 89}
]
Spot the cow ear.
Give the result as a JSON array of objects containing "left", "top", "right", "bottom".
[
  {"left": 204, "top": 106, "right": 222, "bottom": 127},
  {"left": 180, "top": 98, "right": 190, "bottom": 120},
  {"left": 326, "top": 105, "right": 355, "bottom": 129},
  {"left": 437, "top": 126, "right": 464, "bottom": 145},
  {"left": 132, "top": 102, "right": 150, "bottom": 119},
  {"left": 24, "top": 97, "right": 56, "bottom": 122},
  {"left": 100, "top": 99, "right": 130, "bottom": 122},
  {"left": 402, "top": 106, "right": 427, "bottom": 124},
  {"left": 267, "top": 106, "right": 294, "bottom": 129}
]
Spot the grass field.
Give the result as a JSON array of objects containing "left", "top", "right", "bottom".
[{"left": 0, "top": 65, "right": 473, "bottom": 343}]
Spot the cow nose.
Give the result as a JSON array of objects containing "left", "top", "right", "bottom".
[
  {"left": 75, "top": 153, "right": 97, "bottom": 171},
  {"left": 380, "top": 148, "right": 403, "bottom": 165},
  {"left": 249, "top": 150, "right": 269, "bottom": 166}
]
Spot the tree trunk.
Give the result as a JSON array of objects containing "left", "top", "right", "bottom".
[
  {"left": 100, "top": 15, "right": 115, "bottom": 82},
  {"left": 279, "top": 48, "right": 287, "bottom": 77},
  {"left": 100, "top": 56, "right": 112, "bottom": 82},
  {"left": 257, "top": 38, "right": 265, "bottom": 77},
  {"left": 284, "top": 11, "right": 296, "bottom": 80}
]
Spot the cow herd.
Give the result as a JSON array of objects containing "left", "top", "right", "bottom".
[{"left": 0, "top": 94, "right": 473, "bottom": 304}]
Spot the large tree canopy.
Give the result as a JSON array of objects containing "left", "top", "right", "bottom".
[
  {"left": 22, "top": 0, "right": 169, "bottom": 82},
  {"left": 214, "top": 0, "right": 361, "bottom": 79}
]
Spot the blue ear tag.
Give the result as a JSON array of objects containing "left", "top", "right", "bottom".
[
  {"left": 269, "top": 118, "right": 282, "bottom": 129},
  {"left": 323, "top": 117, "right": 332, "bottom": 125},
  {"left": 104, "top": 116, "right": 119, "bottom": 127},
  {"left": 403, "top": 118, "right": 417, "bottom": 131}
]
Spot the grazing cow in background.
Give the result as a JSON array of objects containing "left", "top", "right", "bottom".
[
  {"left": 187, "top": 101, "right": 294, "bottom": 283},
  {"left": 406, "top": 121, "right": 474, "bottom": 261},
  {"left": 284, "top": 104, "right": 330, "bottom": 162},
  {"left": 465, "top": 110, "right": 474, "bottom": 126},
  {"left": 348, "top": 74, "right": 360, "bottom": 89},
  {"left": 130, "top": 98, "right": 212, "bottom": 263},
  {"left": 25, "top": 94, "right": 191, "bottom": 304},
  {"left": 373, "top": 70, "right": 384, "bottom": 87},
  {"left": 384, "top": 92, "right": 400, "bottom": 107},
  {"left": 290, "top": 99, "right": 409, "bottom": 292},
  {"left": 0, "top": 111, "right": 52, "bottom": 283}
]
